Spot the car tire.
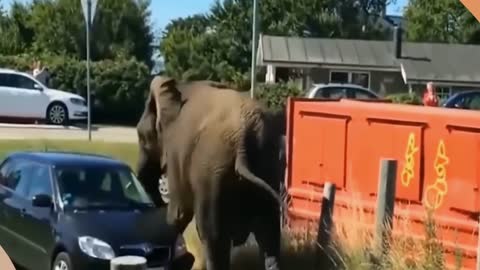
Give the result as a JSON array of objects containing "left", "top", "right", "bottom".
[
  {"left": 158, "top": 174, "right": 170, "bottom": 204},
  {"left": 47, "top": 102, "right": 69, "bottom": 126},
  {"left": 52, "top": 252, "right": 73, "bottom": 270}
]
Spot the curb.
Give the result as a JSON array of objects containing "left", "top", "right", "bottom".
[{"left": 0, "top": 123, "right": 84, "bottom": 130}]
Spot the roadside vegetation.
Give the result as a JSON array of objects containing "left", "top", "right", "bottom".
[{"left": 0, "top": 140, "right": 450, "bottom": 270}]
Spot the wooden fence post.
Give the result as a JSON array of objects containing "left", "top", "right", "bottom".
[
  {"left": 316, "top": 182, "right": 336, "bottom": 266},
  {"left": 110, "top": 256, "right": 147, "bottom": 270},
  {"left": 375, "top": 159, "right": 398, "bottom": 257}
]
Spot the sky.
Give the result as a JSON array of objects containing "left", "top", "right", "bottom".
[
  {"left": 2, "top": 0, "right": 408, "bottom": 32},
  {"left": 149, "top": 0, "right": 409, "bottom": 31}
]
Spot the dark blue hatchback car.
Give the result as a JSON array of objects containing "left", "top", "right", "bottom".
[
  {"left": 442, "top": 90, "right": 480, "bottom": 110},
  {"left": 0, "top": 151, "right": 194, "bottom": 270}
]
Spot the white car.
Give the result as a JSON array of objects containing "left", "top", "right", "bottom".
[
  {"left": 305, "top": 83, "right": 380, "bottom": 100},
  {"left": 0, "top": 68, "right": 88, "bottom": 125}
]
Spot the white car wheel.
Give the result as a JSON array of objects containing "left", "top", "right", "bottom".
[
  {"left": 47, "top": 103, "right": 68, "bottom": 125},
  {"left": 158, "top": 174, "right": 170, "bottom": 203}
]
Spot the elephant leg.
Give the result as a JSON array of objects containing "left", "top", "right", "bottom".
[
  {"left": 204, "top": 237, "right": 231, "bottom": 270},
  {"left": 167, "top": 202, "right": 194, "bottom": 234},
  {"left": 195, "top": 201, "right": 231, "bottom": 270},
  {"left": 252, "top": 210, "right": 281, "bottom": 270},
  {"left": 194, "top": 179, "right": 231, "bottom": 270}
]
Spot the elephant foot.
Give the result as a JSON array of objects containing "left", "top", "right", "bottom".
[{"left": 265, "top": 256, "right": 279, "bottom": 270}]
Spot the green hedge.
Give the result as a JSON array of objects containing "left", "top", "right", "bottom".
[
  {"left": 0, "top": 54, "right": 150, "bottom": 125},
  {"left": 386, "top": 92, "right": 423, "bottom": 105},
  {"left": 254, "top": 81, "right": 305, "bottom": 111}
]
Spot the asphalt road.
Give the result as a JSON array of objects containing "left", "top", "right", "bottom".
[{"left": 0, "top": 123, "right": 137, "bottom": 143}]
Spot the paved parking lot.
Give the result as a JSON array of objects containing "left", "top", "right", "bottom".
[{"left": 0, "top": 123, "right": 137, "bottom": 143}]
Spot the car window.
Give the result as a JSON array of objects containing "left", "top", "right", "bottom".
[
  {"left": 314, "top": 87, "right": 346, "bottom": 99},
  {"left": 327, "top": 87, "right": 346, "bottom": 98},
  {"left": 26, "top": 164, "right": 52, "bottom": 199},
  {"left": 449, "top": 95, "right": 466, "bottom": 108},
  {"left": 8, "top": 74, "right": 37, "bottom": 90},
  {"left": 0, "top": 159, "right": 16, "bottom": 188},
  {"left": 354, "top": 89, "right": 377, "bottom": 99},
  {"left": 0, "top": 159, "right": 35, "bottom": 198},
  {"left": 465, "top": 94, "right": 480, "bottom": 110},
  {"left": 55, "top": 166, "right": 154, "bottom": 209},
  {"left": 0, "top": 74, "right": 11, "bottom": 87}
]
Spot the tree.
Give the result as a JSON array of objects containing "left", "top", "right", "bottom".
[
  {"left": 0, "top": 3, "right": 24, "bottom": 55},
  {"left": 0, "top": 0, "right": 154, "bottom": 66},
  {"left": 404, "top": 0, "right": 480, "bottom": 44},
  {"left": 159, "top": 0, "right": 391, "bottom": 85}
]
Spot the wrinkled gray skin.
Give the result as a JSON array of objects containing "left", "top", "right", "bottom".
[
  {"left": 136, "top": 79, "right": 230, "bottom": 206},
  {"left": 136, "top": 76, "right": 286, "bottom": 270}
]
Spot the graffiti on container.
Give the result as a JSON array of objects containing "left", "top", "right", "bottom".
[
  {"left": 401, "top": 132, "right": 419, "bottom": 187},
  {"left": 423, "top": 139, "right": 449, "bottom": 210}
]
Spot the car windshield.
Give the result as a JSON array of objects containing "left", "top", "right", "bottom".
[{"left": 54, "top": 165, "right": 155, "bottom": 210}]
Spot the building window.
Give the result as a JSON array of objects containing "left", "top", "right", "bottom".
[
  {"left": 329, "top": 70, "right": 370, "bottom": 88},
  {"left": 436, "top": 86, "right": 452, "bottom": 101},
  {"left": 330, "top": 72, "right": 349, "bottom": 84},
  {"left": 352, "top": 73, "right": 369, "bottom": 88}
]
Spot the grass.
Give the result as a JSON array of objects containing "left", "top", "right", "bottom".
[{"left": 0, "top": 140, "right": 451, "bottom": 270}]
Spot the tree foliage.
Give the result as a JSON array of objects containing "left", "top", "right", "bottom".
[
  {"left": 0, "top": 0, "right": 154, "bottom": 66},
  {"left": 160, "top": 0, "right": 392, "bottom": 85},
  {"left": 255, "top": 81, "right": 305, "bottom": 110},
  {"left": 404, "top": 0, "right": 480, "bottom": 44}
]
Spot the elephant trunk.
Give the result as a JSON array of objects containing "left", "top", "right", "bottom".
[{"left": 136, "top": 146, "right": 164, "bottom": 207}]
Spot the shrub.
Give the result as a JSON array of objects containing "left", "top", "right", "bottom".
[
  {"left": 386, "top": 92, "right": 423, "bottom": 105},
  {"left": 254, "top": 81, "right": 305, "bottom": 111},
  {"left": 0, "top": 54, "right": 150, "bottom": 125}
]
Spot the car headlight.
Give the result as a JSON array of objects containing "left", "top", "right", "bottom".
[
  {"left": 70, "top": 97, "right": 86, "bottom": 106},
  {"left": 78, "top": 236, "right": 115, "bottom": 260},
  {"left": 174, "top": 235, "right": 187, "bottom": 258}
]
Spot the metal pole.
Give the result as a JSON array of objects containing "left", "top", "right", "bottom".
[
  {"left": 250, "top": 0, "right": 258, "bottom": 99},
  {"left": 86, "top": 0, "right": 92, "bottom": 141}
]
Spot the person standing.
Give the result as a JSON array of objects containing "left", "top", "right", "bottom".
[
  {"left": 33, "top": 60, "right": 51, "bottom": 87},
  {"left": 422, "top": 82, "right": 439, "bottom": 107},
  {"left": 32, "top": 60, "right": 42, "bottom": 77}
]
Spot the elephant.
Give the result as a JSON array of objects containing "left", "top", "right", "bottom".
[
  {"left": 136, "top": 79, "right": 231, "bottom": 206},
  {"left": 136, "top": 76, "right": 286, "bottom": 270}
]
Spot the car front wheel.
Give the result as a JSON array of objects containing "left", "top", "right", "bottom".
[
  {"left": 47, "top": 102, "right": 69, "bottom": 126},
  {"left": 52, "top": 252, "right": 72, "bottom": 270}
]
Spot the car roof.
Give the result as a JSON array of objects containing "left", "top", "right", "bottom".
[
  {"left": 312, "top": 83, "right": 371, "bottom": 90},
  {"left": 451, "top": 90, "right": 480, "bottom": 97},
  {"left": 0, "top": 68, "right": 23, "bottom": 74},
  {"left": 4, "top": 151, "right": 129, "bottom": 168}
]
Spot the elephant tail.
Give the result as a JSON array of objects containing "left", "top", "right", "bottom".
[{"left": 235, "top": 149, "right": 282, "bottom": 205}]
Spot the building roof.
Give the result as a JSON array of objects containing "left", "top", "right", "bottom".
[
  {"left": 384, "top": 15, "right": 406, "bottom": 28},
  {"left": 257, "top": 34, "right": 480, "bottom": 86}
]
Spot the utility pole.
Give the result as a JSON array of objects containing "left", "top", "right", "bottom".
[
  {"left": 81, "top": 0, "right": 98, "bottom": 141},
  {"left": 250, "top": 0, "right": 258, "bottom": 99},
  {"left": 86, "top": 0, "right": 91, "bottom": 141}
]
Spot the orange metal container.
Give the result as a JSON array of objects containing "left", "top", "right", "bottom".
[{"left": 285, "top": 97, "right": 480, "bottom": 269}]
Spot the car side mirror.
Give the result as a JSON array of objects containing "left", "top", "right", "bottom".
[
  {"left": 33, "top": 83, "right": 44, "bottom": 91},
  {"left": 32, "top": 194, "right": 53, "bottom": 208}
]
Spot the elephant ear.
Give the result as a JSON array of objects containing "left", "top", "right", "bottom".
[
  {"left": 150, "top": 76, "right": 182, "bottom": 131},
  {"left": 136, "top": 87, "right": 158, "bottom": 146}
]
